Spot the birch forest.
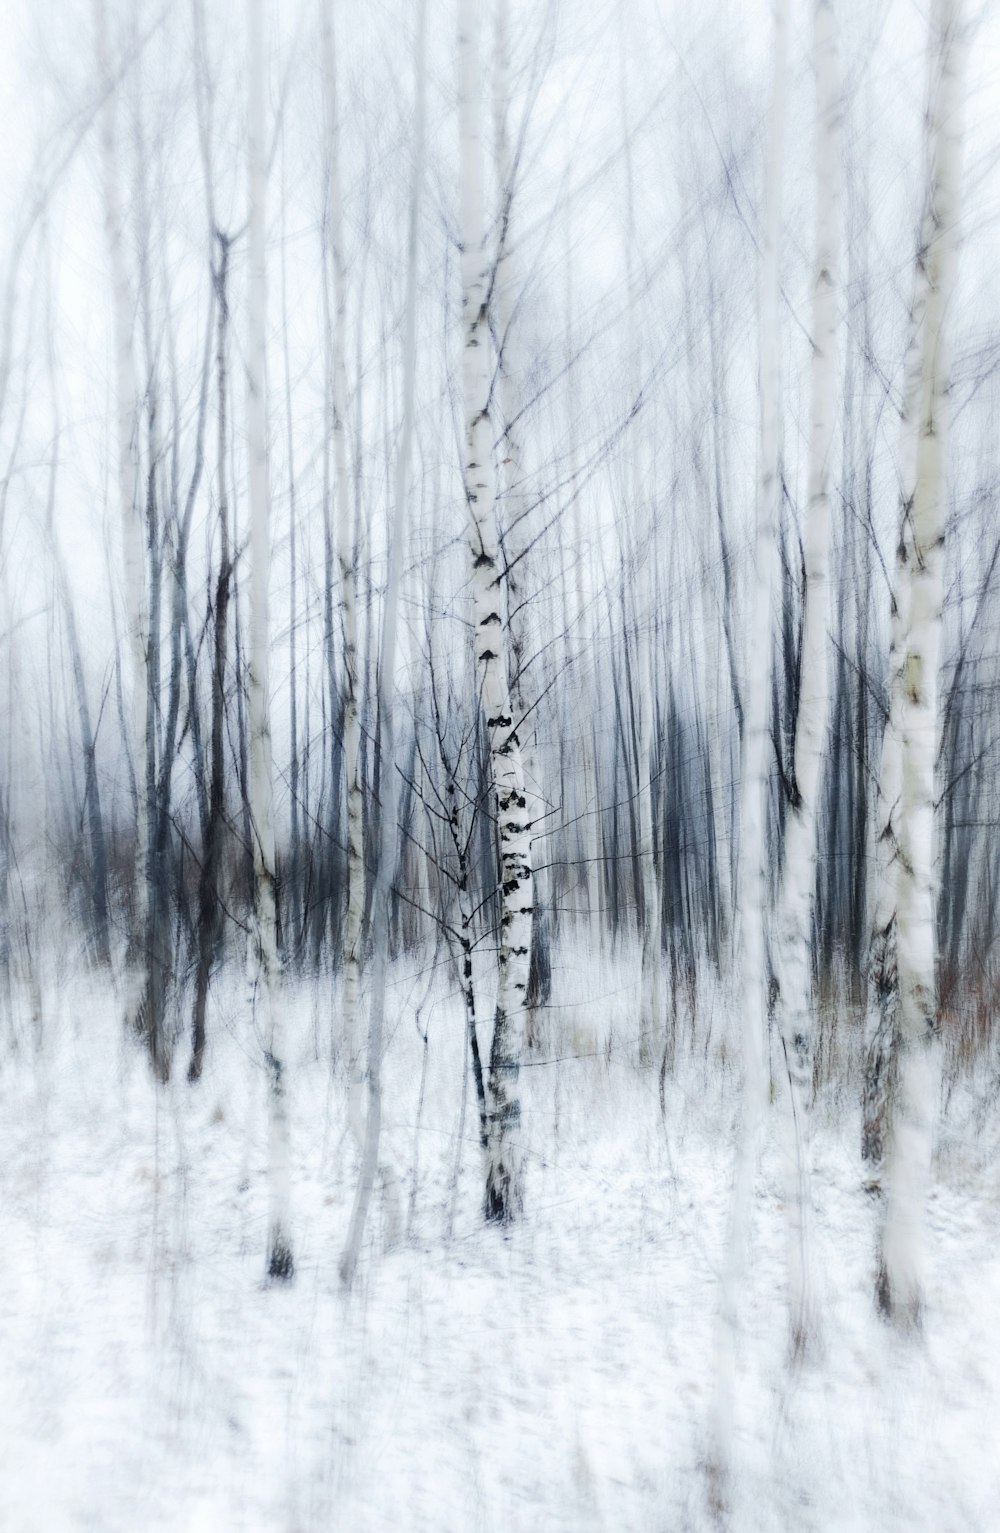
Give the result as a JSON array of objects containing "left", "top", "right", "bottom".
[{"left": 1, "top": 0, "right": 998, "bottom": 1526}]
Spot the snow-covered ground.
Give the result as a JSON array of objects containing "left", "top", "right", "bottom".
[{"left": 1, "top": 942, "right": 998, "bottom": 1531}]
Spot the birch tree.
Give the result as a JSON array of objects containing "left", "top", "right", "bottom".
[
  {"left": 188, "top": 0, "right": 233, "bottom": 1078},
  {"left": 862, "top": 373, "right": 919, "bottom": 1173},
  {"left": 339, "top": 0, "right": 427, "bottom": 1287},
  {"left": 459, "top": 0, "right": 533, "bottom": 1223},
  {"left": 876, "top": 0, "right": 964, "bottom": 1326},
  {"left": 862, "top": 14, "right": 942, "bottom": 1175},
  {"left": 189, "top": 221, "right": 234, "bottom": 1082},
  {"left": 771, "top": 0, "right": 839, "bottom": 1357},
  {"left": 711, "top": 0, "right": 788, "bottom": 1495},
  {"left": 492, "top": 0, "right": 551, "bottom": 1033},
  {"left": 247, "top": 0, "right": 292, "bottom": 1283},
  {"left": 94, "top": 0, "right": 149, "bottom": 1043},
  {"left": 320, "top": 1, "right": 364, "bottom": 1077}
]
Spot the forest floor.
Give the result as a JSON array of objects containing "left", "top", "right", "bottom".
[{"left": 1, "top": 939, "right": 998, "bottom": 1532}]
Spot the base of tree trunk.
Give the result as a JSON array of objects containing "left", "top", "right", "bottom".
[
  {"left": 267, "top": 1234, "right": 294, "bottom": 1283},
  {"left": 484, "top": 1159, "right": 521, "bottom": 1225},
  {"left": 788, "top": 1317, "right": 823, "bottom": 1368},
  {"left": 137, "top": 1000, "right": 172, "bottom": 1084},
  {"left": 703, "top": 1455, "right": 728, "bottom": 1524},
  {"left": 875, "top": 1261, "right": 922, "bottom": 1330}
]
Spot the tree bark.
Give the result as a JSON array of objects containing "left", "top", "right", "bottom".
[
  {"left": 492, "top": 0, "right": 551, "bottom": 1033},
  {"left": 94, "top": 0, "right": 148, "bottom": 1035},
  {"left": 190, "top": 231, "right": 233, "bottom": 1084},
  {"left": 247, "top": 0, "right": 292, "bottom": 1283},
  {"left": 712, "top": 0, "right": 788, "bottom": 1497},
  {"left": 339, "top": 0, "right": 426, "bottom": 1288},
  {"left": 877, "top": 0, "right": 964, "bottom": 1328},
  {"left": 321, "top": 0, "right": 364, "bottom": 1077},
  {"left": 771, "top": 0, "right": 839, "bottom": 1358},
  {"left": 459, "top": 0, "right": 534, "bottom": 1224}
]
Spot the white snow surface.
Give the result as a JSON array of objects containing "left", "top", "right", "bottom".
[{"left": 1, "top": 941, "right": 998, "bottom": 1531}]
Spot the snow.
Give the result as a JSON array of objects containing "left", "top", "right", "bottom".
[{"left": 1, "top": 943, "right": 997, "bottom": 1531}]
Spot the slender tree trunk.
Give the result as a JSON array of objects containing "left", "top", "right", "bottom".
[
  {"left": 863, "top": 490, "right": 913, "bottom": 1171},
  {"left": 459, "top": 0, "right": 534, "bottom": 1223},
  {"left": 561, "top": 201, "right": 600, "bottom": 939},
  {"left": 771, "top": 0, "right": 839, "bottom": 1358},
  {"left": 321, "top": 1, "right": 364, "bottom": 1075},
  {"left": 339, "top": 0, "right": 426, "bottom": 1288},
  {"left": 618, "top": 26, "right": 663, "bottom": 1063},
  {"left": 492, "top": 0, "right": 551, "bottom": 1034},
  {"left": 862, "top": 28, "right": 939, "bottom": 1174},
  {"left": 94, "top": 0, "right": 148, "bottom": 1029},
  {"left": 711, "top": 0, "right": 788, "bottom": 1498},
  {"left": 142, "top": 228, "right": 212, "bottom": 1085},
  {"left": 317, "top": 220, "right": 337, "bottom": 978},
  {"left": 282, "top": 215, "right": 302, "bottom": 967},
  {"left": 55, "top": 556, "right": 111, "bottom": 967},
  {"left": 43, "top": 256, "right": 112, "bottom": 970},
  {"left": 190, "top": 232, "right": 233, "bottom": 1083},
  {"left": 247, "top": 0, "right": 292, "bottom": 1283},
  {"left": 429, "top": 654, "right": 490, "bottom": 1153},
  {"left": 877, "top": 0, "right": 964, "bottom": 1327},
  {"left": 636, "top": 618, "right": 663, "bottom": 1062}
]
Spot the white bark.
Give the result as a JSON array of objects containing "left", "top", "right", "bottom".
[
  {"left": 320, "top": 2, "right": 364, "bottom": 1075},
  {"left": 339, "top": 0, "right": 426, "bottom": 1288},
  {"left": 771, "top": 0, "right": 839, "bottom": 1357},
  {"left": 878, "top": 0, "right": 964, "bottom": 1327},
  {"left": 459, "top": 0, "right": 533, "bottom": 1223},
  {"left": 712, "top": 0, "right": 788, "bottom": 1494},
  {"left": 863, "top": 20, "right": 941, "bottom": 1176},
  {"left": 492, "top": 0, "right": 549, "bottom": 1037},
  {"left": 94, "top": 0, "right": 147, "bottom": 1029},
  {"left": 863, "top": 331, "right": 922, "bottom": 1177},
  {"left": 247, "top": 0, "right": 292, "bottom": 1282}
]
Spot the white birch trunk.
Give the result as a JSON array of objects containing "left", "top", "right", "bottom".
[
  {"left": 459, "top": 0, "right": 533, "bottom": 1223},
  {"left": 492, "top": 0, "right": 551, "bottom": 1035},
  {"left": 320, "top": 2, "right": 364, "bottom": 1077},
  {"left": 863, "top": 337, "right": 923, "bottom": 1177},
  {"left": 247, "top": 0, "right": 292, "bottom": 1283},
  {"left": 339, "top": 0, "right": 426, "bottom": 1287},
  {"left": 878, "top": 0, "right": 964, "bottom": 1326},
  {"left": 863, "top": 22, "right": 941, "bottom": 1176},
  {"left": 712, "top": 0, "right": 788, "bottom": 1495},
  {"left": 771, "top": 0, "right": 839, "bottom": 1357},
  {"left": 94, "top": 0, "right": 147, "bottom": 1031}
]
